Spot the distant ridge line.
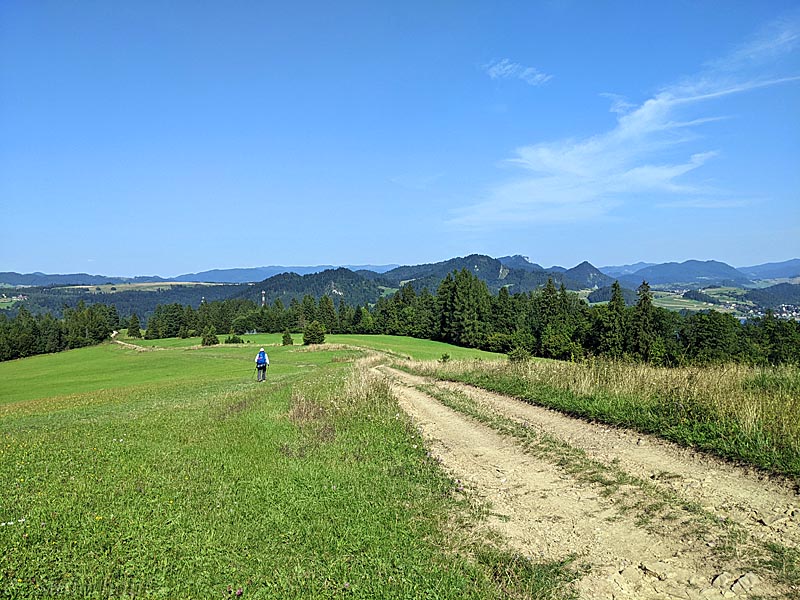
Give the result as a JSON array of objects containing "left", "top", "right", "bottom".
[{"left": 2, "top": 256, "right": 799, "bottom": 287}]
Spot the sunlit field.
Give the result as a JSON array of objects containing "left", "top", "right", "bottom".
[{"left": 0, "top": 337, "right": 575, "bottom": 599}]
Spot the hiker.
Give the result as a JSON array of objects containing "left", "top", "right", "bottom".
[{"left": 255, "top": 347, "right": 269, "bottom": 381}]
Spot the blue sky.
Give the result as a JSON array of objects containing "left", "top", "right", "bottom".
[{"left": 1, "top": 1, "right": 798, "bottom": 277}]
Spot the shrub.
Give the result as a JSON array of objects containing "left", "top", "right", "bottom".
[
  {"left": 282, "top": 330, "right": 294, "bottom": 346},
  {"left": 303, "top": 320, "right": 326, "bottom": 345},
  {"left": 201, "top": 326, "right": 219, "bottom": 346},
  {"left": 508, "top": 346, "right": 532, "bottom": 363},
  {"left": 224, "top": 331, "right": 243, "bottom": 344}
]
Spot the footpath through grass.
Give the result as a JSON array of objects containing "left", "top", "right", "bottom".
[{"left": 0, "top": 337, "right": 577, "bottom": 599}]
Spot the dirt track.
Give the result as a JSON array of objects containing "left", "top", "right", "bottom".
[{"left": 380, "top": 366, "right": 799, "bottom": 600}]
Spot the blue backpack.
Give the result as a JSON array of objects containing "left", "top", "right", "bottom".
[{"left": 256, "top": 351, "right": 267, "bottom": 366}]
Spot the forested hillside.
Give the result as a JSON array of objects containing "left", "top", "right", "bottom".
[
  {"left": 231, "top": 268, "right": 390, "bottom": 308},
  {"left": 746, "top": 283, "right": 800, "bottom": 308},
  {"left": 127, "top": 273, "right": 800, "bottom": 366},
  {"left": 618, "top": 260, "right": 752, "bottom": 287},
  {"left": 587, "top": 285, "right": 639, "bottom": 305},
  {"left": 10, "top": 284, "right": 241, "bottom": 322},
  {"left": 4, "top": 269, "right": 799, "bottom": 365},
  {"left": 380, "top": 254, "right": 608, "bottom": 293}
]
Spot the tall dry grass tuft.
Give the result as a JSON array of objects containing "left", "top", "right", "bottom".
[
  {"left": 288, "top": 389, "right": 327, "bottom": 425},
  {"left": 341, "top": 356, "right": 392, "bottom": 412}
]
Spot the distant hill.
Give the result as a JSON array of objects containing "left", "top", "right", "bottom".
[
  {"left": 173, "top": 264, "right": 399, "bottom": 283},
  {"left": 9, "top": 256, "right": 799, "bottom": 311},
  {"left": 737, "top": 259, "right": 800, "bottom": 280},
  {"left": 382, "top": 254, "right": 515, "bottom": 291},
  {"left": 498, "top": 255, "right": 545, "bottom": 272},
  {"left": 231, "top": 268, "right": 389, "bottom": 307},
  {"left": 0, "top": 272, "right": 165, "bottom": 287},
  {"left": 381, "top": 254, "right": 609, "bottom": 293},
  {"left": 7, "top": 282, "right": 241, "bottom": 321},
  {"left": 173, "top": 267, "right": 317, "bottom": 283},
  {"left": 563, "top": 261, "right": 613, "bottom": 289},
  {"left": 745, "top": 283, "right": 800, "bottom": 309},
  {"left": 0, "top": 265, "right": 400, "bottom": 287},
  {"left": 587, "top": 285, "right": 638, "bottom": 306},
  {"left": 617, "top": 260, "right": 752, "bottom": 288},
  {"left": 599, "top": 262, "right": 658, "bottom": 277}
]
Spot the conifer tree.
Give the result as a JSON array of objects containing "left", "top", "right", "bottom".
[
  {"left": 318, "top": 295, "right": 337, "bottom": 334},
  {"left": 492, "top": 286, "right": 516, "bottom": 335},
  {"left": 303, "top": 320, "right": 326, "bottom": 345},
  {"left": 600, "top": 281, "right": 627, "bottom": 358},
  {"left": 337, "top": 302, "right": 355, "bottom": 334},
  {"left": 411, "top": 288, "right": 437, "bottom": 340},
  {"left": 127, "top": 313, "right": 142, "bottom": 338},
  {"left": 301, "top": 295, "right": 317, "bottom": 328},
  {"left": 201, "top": 325, "right": 219, "bottom": 346},
  {"left": 630, "top": 281, "right": 656, "bottom": 361}
]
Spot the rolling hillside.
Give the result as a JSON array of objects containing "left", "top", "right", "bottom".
[
  {"left": 617, "top": 260, "right": 753, "bottom": 288},
  {"left": 738, "top": 259, "right": 800, "bottom": 280}
]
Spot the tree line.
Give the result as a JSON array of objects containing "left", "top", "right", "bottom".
[
  {"left": 142, "top": 269, "right": 799, "bottom": 366},
  {"left": 0, "top": 302, "right": 118, "bottom": 361},
  {"left": 3, "top": 269, "right": 799, "bottom": 365}
]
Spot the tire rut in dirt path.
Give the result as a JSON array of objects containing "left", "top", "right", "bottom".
[
  {"left": 431, "top": 380, "right": 800, "bottom": 552},
  {"left": 379, "top": 366, "right": 798, "bottom": 600}
]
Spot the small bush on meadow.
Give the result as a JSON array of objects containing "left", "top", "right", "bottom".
[
  {"left": 224, "top": 331, "right": 243, "bottom": 344},
  {"left": 201, "top": 326, "right": 219, "bottom": 346},
  {"left": 507, "top": 347, "right": 531, "bottom": 363},
  {"left": 303, "top": 320, "right": 326, "bottom": 345}
]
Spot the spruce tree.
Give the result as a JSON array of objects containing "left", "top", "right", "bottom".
[
  {"left": 492, "top": 286, "right": 516, "bottom": 335},
  {"left": 318, "top": 295, "right": 337, "bottom": 334},
  {"left": 412, "top": 289, "right": 437, "bottom": 340},
  {"left": 600, "top": 281, "right": 627, "bottom": 358},
  {"left": 303, "top": 320, "right": 326, "bottom": 345},
  {"left": 127, "top": 313, "right": 142, "bottom": 338},
  {"left": 201, "top": 325, "right": 219, "bottom": 346},
  {"left": 630, "top": 281, "right": 656, "bottom": 361},
  {"left": 300, "top": 295, "right": 317, "bottom": 328}
]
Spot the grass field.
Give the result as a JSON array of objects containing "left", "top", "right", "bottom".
[
  {"left": 65, "top": 282, "right": 224, "bottom": 294},
  {"left": 124, "top": 333, "right": 503, "bottom": 361},
  {"left": 0, "top": 337, "right": 575, "bottom": 599}
]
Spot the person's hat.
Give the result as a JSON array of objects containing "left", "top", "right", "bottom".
[{"left": 260, "top": 348, "right": 265, "bottom": 351}]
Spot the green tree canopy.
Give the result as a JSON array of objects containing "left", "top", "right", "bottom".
[{"left": 303, "top": 320, "right": 326, "bottom": 345}]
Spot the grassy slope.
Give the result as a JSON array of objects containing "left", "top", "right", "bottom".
[
  {"left": 0, "top": 337, "right": 574, "bottom": 599},
  {"left": 325, "top": 334, "right": 503, "bottom": 362}
]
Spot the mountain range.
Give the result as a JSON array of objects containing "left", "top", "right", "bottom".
[{"left": 2, "top": 256, "right": 799, "bottom": 292}]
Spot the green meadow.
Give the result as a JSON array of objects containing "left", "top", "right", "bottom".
[{"left": 0, "top": 336, "right": 576, "bottom": 599}]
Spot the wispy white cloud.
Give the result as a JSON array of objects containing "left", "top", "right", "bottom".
[
  {"left": 454, "top": 15, "right": 800, "bottom": 229},
  {"left": 600, "top": 93, "right": 636, "bottom": 115},
  {"left": 708, "top": 11, "right": 800, "bottom": 72},
  {"left": 482, "top": 58, "right": 552, "bottom": 86}
]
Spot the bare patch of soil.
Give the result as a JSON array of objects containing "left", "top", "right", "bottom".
[{"left": 113, "top": 339, "right": 160, "bottom": 352}]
